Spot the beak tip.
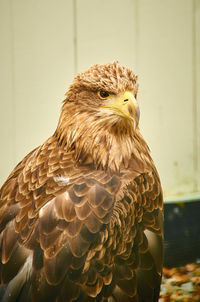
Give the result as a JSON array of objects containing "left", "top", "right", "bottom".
[{"left": 135, "top": 106, "right": 140, "bottom": 124}]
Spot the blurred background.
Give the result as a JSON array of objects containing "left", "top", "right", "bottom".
[{"left": 0, "top": 0, "right": 200, "bottom": 201}]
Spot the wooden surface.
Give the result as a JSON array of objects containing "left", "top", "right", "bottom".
[{"left": 0, "top": 0, "right": 199, "bottom": 198}]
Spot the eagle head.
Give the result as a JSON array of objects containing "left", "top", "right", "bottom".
[{"left": 56, "top": 62, "right": 142, "bottom": 170}]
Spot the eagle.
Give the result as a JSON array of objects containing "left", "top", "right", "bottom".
[{"left": 0, "top": 62, "right": 163, "bottom": 302}]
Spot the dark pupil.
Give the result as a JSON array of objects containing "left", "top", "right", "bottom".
[{"left": 100, "top": 91, "right": 109, "bottom": 98}]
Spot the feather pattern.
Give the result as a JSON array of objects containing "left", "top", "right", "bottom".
[{"left": 0, "top": 62, "right": 163, "bottom": 301}]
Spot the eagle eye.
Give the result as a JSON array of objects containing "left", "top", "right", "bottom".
[{"left": 98, "top": 90, "right": 110, "bottom": 99}]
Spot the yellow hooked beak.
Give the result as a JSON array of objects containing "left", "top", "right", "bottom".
[{"left": 102, "top": 91, "right": 140, "bottom": 125}]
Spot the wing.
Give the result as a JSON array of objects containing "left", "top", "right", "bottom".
[
  {"left": 0, "top": 136, "right": 121, "bottom": 302},
  {"left": 0, "top": 136, "right": 163, "bottom": 302},
  {"left": 106, "top": 170, "right": 163, "bottom": 302}
]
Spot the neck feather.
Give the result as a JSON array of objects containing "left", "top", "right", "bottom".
[{"left": 55, "top": 103, "right": 152, "bottom": 172}]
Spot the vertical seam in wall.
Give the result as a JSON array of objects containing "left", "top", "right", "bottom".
[
  {"left": 192, "top": 0, "right": 198, "bottom": 192},
  {"left": 73, "top": 0, "right": 78, "bottom": 75},
  {"left": 135, "top": 0, "right": 139, "bottom": 72},
  {"left": 10, "top": 0, "right": 16, "bottom": 166}
]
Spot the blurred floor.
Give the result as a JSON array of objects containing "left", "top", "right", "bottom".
[{"left": 159, "top": 262, "right": 200, "bottom": 301}]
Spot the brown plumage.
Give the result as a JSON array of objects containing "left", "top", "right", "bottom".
[{"left": 0, "top": 62, "right": 163, "bottom": 302}]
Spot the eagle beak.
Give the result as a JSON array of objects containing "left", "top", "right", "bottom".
[{"left": 102, "top": 91, "right": 140, "bottom": 127}]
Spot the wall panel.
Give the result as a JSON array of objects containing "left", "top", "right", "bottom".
[
  {"left": 12, "top": 0, "right": 75, "bottom": 165},
  {"left": 195, "top": 0, "right": 200, "bottom": 192},
  {"left": 76, "top": 0, "right": 137, "bottom": 72},
  {"left": 0, "top": 0, "right": 15, "bottom": 183},
  {"left": 137, "top": 0, "right": 195, "bottom": 197}
]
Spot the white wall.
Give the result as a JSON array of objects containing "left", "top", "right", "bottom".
[{"left": 0, "top": 0, "right": 199, "bottom": 199}]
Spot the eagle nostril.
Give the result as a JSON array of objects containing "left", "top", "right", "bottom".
[{"left": 124, "top": 99, "right": 129, "bottom": 102}]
